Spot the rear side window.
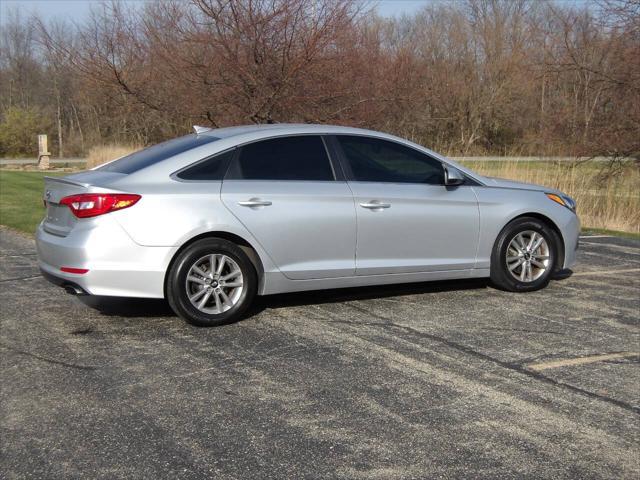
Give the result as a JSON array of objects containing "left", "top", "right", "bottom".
[
  {"left": 176, "top": 149, "right": 234, "bottom": 180},
  {"left": 336, "top": 135, "right": 444, "bottom": 185},
  {"left": 98, "top": 134, "right": 219, "bottom": 174},
  {"left": 229, "top": 136, "right": 334, "bottom": 181}
]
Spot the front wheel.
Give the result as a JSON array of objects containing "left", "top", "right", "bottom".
[
  {"left": 490, "top": 217, "right": 558, "bottom": 292},
  {"left": 167, "top": 238, "right": 257, "bottom": 327}
]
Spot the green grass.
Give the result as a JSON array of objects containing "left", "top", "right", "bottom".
[
  {"left": 1, "top": 170, "right": 638, "bottom": 240},
  {"left": 581, "top": 227, "right": 640, "bottom": 240},
  {"left": 0, "top": 171, "right": 63, "bottom": 235}
]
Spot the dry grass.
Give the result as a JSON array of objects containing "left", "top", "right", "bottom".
[
  {"left": 85, "top": 144, "right": 639, "bottom": 234},
  {"left": 86, "top": 144, "right": 141, "bottom": 169},
  {"left": 460, "top": 160, "right": 640, "bottom": 234}
]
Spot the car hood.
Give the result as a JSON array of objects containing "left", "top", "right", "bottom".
[{"left": 483, "top": 176, "right": 561, "bottom": 195}]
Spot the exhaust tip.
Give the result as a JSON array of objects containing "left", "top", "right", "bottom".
[{"left": 64, "top": 284, "right": 85, "bottom": 295}]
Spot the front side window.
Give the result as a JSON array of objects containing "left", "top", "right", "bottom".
[
  {"left": 336, "top": 135, "right": 444, "bottom": 185},
  {"left": 229, "top": 136, "right": 334, "bottom": 181}
]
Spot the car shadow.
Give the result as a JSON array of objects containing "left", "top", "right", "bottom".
[
  {"left": 77, "top": 278, "right": 489, "bottom": 319},
  {"left": 252, "top": 278, "right": 489, "bottom": 312},
  {"left": 77, "top": 295, "right": 176, "bottom": 318},
  {"left": 75, "top": 272, "right": 573, "bottom": 321},
  {"left": 553, "top": 268, "right": 574, "bottom": 280}
]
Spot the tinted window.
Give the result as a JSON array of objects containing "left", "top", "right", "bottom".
[
  {"left": 337, "top": 135, "right": 444, "bottom": 184},
  {"left": 176, "top": 149, "right": 234, "bottom": 180},
  {"left": 98, "top": 134, "right": 219, "bottom": 174},
  {"left": 231, "top": 136, "right": 334, "bottom": 181}
]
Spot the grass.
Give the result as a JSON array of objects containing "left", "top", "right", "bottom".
[
  {"left": 581, "top": 227, "right": 640, "bottom": 240},
  {"left": 459, "top": 159, "right": 640, "bottom": 234},
  {"left": 0, "top": 171, "right": 63, "bottom": 235},
  {"left": 87, "top": 144, "right": 140, "bottom": 169},
  {"left": 1, "top": 159, "right": 638, "bottom": 237}
]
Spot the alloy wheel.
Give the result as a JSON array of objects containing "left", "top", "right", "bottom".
[
  {"left": 185, "top": 254, "right": 244, "bottom": 314},
  {"left": 506, "top": 230, "right": 551, "bottom": 282}
]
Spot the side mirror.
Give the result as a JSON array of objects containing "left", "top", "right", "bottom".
[{"left": 444, "top": 166, "right": 465, "bottom": 186}]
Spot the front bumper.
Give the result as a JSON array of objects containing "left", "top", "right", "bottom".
[
  {"left": 561, "top": 213, "right": 580, "bottom": 269},
  {"left": 36, "top": 217, "right": 176, "bottom": 298}
]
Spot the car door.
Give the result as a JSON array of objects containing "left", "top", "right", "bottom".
[
  {"left": 332, "top": 135, "right": 479, "bottom": 275},
  {"left": 221, "top": 135, "right": 356, "bottom": 280}
]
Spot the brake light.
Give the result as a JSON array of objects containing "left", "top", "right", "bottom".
[{"left": 59, "top": 193, "right": 141, "bottom": 218}]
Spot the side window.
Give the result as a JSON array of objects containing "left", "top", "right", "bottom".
[
  {"left": 176, "top": 149, "right": 234, "bottom": 180},
  {"left": 230, "top": 136, "right": 334, "bottom": 181},
  {"left": 336, "top": 135, "right": 444, "bottom": 185}
]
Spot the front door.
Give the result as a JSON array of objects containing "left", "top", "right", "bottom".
[{"left": 333, "top": 135, "right": 479, "bottom": 275}]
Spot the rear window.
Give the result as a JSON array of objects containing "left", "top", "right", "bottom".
[
  {"left": 97, "top": 134, "right": 219, "bottom": 174},
  {"left": 176, "top": 149, "right": 235, "bottom": 181}
]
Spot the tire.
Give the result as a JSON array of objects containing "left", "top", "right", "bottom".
[
  {"left": 166, "top": 238, "right": 257, "bottom": 327},
  {"left": 490, "top": 217, "right": 558, "bottom": 292}
]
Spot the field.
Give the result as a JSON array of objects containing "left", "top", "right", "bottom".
[
  {"left": 0, "top": 160, "right": 638, "bottom": 236},
  {"left": 459, "top": 160, "right": 639, "bottom": 235},
  {"left": 0, "top": 171, "right": 62, "bottom": 234}
]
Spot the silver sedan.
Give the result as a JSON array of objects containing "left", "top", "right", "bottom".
[{"left": 36, "top": 124, "right": 579, "bottom": 326}]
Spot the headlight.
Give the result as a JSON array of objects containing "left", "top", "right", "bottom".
[{"left": 546, "top": 193, "right": 577, "bottom": 212}]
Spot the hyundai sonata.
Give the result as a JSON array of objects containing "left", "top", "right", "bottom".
[{"left": 37, "top": 124, "right": 579, "bottom": 326}]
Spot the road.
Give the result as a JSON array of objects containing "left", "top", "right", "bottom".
[
  {"left": 1, "top": 227, "right": 638, "bottom": 479},
  {"left": 0, "top": 158, "right": 86, "bottom": 166}
]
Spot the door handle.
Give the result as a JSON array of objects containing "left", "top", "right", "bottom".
[
  {"left": 238, "top": 198, "right": 272, "bottom": 208},
  {"left": 360, "top": 201, "right": 390, "bottom": 210}
]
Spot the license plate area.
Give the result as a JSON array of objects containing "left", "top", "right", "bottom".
[{"left": 43, "top": 202, "right": 76, "bottom": 236}]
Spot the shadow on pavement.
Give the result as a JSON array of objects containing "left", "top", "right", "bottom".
[
  {"left": 553, "top": 268, "right": 574, "bottom": 280},
  {"left": 75, "top": 273, "right": 573, "bottom": 321},
  {"left": 77, "top": 296, "right": 176, "bottom": 317},
  {"left": 254, "top": 278, "right": 490, "bottom": 311},
  {"left": 75, "top": 278, "right": 492, "bottom": 320}
]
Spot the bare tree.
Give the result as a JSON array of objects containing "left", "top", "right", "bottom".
[{"left": 3, "top": 0, "right": 636, "bottom": 159}]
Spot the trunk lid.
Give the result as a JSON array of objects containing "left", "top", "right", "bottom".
[{"left": 42, "top": 172, "right": 126, "bottom": 237}]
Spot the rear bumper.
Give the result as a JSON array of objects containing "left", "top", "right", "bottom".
[
  {"left": 40, "top": 268, "right": 89, "bottom": 295},
  {"left": 36, "top": 217, "right": 176, "bottom": 298}
]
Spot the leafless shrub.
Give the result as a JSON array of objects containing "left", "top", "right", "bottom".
[
  {"left": 86, "top": 144, "right": 140, "bottom": 168},
  {"left": 1, "top": 0, "right": 637, "bottom": 162}
]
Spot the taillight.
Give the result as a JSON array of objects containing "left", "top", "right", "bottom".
[{"left": 59, "top": 193, "right": 141, "bottom": 218}]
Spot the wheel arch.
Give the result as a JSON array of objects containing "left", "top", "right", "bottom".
[
  {"left": 500, "top": 212, "right": 565, "bottom": 271},
  {"left": 163, "top": 231, "right": 265, "bottom": 297}
]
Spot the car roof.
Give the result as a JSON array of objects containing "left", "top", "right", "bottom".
[
  {"left": 201, "top": 123, "right": 376, "bottom": 140},
  {"left": 112, "top": 123, "right": 486, "bottom": 186}
]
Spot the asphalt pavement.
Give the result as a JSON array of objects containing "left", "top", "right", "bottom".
[{"left": 1, "top": 226, "right": 638, "bottom": 479}]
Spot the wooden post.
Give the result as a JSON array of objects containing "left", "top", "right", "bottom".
[{"left": 38, "top": 134, "right": 51, "bottom": 170}]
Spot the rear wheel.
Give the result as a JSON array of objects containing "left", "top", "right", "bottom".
[
  {"left": 167, "top": 238, "right": 257, "bottom": 326},
  {"left": 490, "top": 217, "right": 558, "bottom": 292}
]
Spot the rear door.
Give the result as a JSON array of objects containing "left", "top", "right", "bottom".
[
  {"left": 333, "top": 135, "right": 480, "bottom": 275},
  {"left": 221, "top": 135, "right": 356, "bottom": 280}
]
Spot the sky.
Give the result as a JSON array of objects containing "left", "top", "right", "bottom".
[
  {"left": 0, "top": 0, "right": 592, "bottom": 24},
  {"left": 2, "top": 0, "right": 429, "bottom": 24}
]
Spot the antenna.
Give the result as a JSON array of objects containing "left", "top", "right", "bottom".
[{"left": 193, "top": 125, "right": 212, "bottom": 135}]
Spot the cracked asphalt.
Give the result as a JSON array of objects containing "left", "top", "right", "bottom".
[{"left": 1, "top": 226, "right": 638, "bottom": 479}]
